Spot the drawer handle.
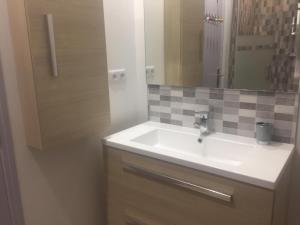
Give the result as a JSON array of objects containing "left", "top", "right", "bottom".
[
  {"left": 123, "top": 163, "right": 233, "bottom": 203},
  {"left": 45, "top": 14, "right": 59, "bottom": 77}
]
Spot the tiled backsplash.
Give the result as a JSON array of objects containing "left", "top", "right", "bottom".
[{"left": 148, "top": 85, "right": 299, "bottom": 144}]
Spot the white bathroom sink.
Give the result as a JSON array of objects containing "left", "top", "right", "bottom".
[
  {"left": 132, "top": 129, "right": 253, "bottom": 167},
  {"left": 104, "top": 121, "right": 294, "bottom": 189}
]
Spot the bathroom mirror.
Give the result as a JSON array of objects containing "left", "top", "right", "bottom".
[{"left": 144, "top": 0, "right": 300, "bottom": 91}]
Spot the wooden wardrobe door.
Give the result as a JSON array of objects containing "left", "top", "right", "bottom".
[{"left": 24, "top": 0, "right": 110, "bottom": 150}]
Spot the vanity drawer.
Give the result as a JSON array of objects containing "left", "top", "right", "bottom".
[{"left": 105, "top": 147, "right": 274, "bottom": 225}]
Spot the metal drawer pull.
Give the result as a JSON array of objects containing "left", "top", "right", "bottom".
[
  {"left": 124, "top": 164, "right": 232, "bottom": 203},
  {"left": 45, "top": 14, "right": 59, "bottom": 77}
]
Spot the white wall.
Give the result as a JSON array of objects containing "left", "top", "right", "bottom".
[
  {"left": 103, "top": 0, "right": 148, "bottom": 133},
  {"left": 144, "top": 0, "right": 165, "bottom": 84},
  {"left": 134, "top": 0, "right": 149, "bottom": 122}
]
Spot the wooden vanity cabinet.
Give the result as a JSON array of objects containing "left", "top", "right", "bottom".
[
  {"left": 7, "top": 0, "right": 110, "bottom": 150},
  {"left": 105, "top": 146, "right": 290, "bottom": 225}
]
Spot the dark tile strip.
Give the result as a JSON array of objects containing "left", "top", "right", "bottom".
[
  {"left": 240, "top": 90, "right": 258, "bottom": 95},
  {"left": 273, "top": 136, "right": 291, "bottom": 143},
  {"left": 183, "top": 88, "right": 195, "bottom": 97},
  {"left": 224, "top": 101, "right": 239, "bottom": 108},
  {"left": 183, "top": 110, "right": 195, "bottom": 116},
  {"left": 160, "top": 112, "right": 171, "bottom": 119},
  {"left": 160, "top": 95, "right": 171, "bottom": 101},
  {"left": 240, "top": 102, "right": 257, "bottom": 110},
  {"left": 274, "top": 113, "right": 294, "bottom": 121},
  {"left": 275, "top": 97, "right": 295, "bottom": 106},
  {"left": 256, "top": 104, "right": 274, "bottom": 111},
  {"left": 149, "top": 100, "right": 160, "bottom": 106},
  {"left": 160, "top": 118, "right": 171, "bottom": 124},
  {"left": 209, "top": 93, "right": 224, "bottom": 100},
  {"left": 223, "top": 121, "right": 238, "bottom": 129},
  {"left": 171, "top": 96, "right": 183, "bottom": 102}
]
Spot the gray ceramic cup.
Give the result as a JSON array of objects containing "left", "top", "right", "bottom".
[{"left": 256, "top": 122, "right": 273, "bottom": 145}]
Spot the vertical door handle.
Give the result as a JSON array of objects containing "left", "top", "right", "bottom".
[{"left": 45, "top": 14, "right": 59, "bottom": 77}]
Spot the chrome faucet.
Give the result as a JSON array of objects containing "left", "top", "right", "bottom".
[{"left": 194, "top": 111, "right": 209, "bottom": 142}]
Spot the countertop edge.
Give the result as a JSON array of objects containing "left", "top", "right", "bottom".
[{"left": 103, "top": 141, "right": 281, "bottom": 190}]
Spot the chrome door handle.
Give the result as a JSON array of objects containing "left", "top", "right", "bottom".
[
  {"left": 123, "top": 163, "right": 233, "bottom": 203},
  {"left": 45, "top": 14, "right": 59, "bottom": 77}
]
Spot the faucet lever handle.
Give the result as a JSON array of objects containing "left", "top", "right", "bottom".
[{"left": 195, "top": 111, "right": 209, "bottom": 119}]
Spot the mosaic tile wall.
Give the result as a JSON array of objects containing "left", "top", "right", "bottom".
[
  {"left": 148, "top": 85, "right": 299, "bottom": 144},
  {"left": 256, "top": 0, "right": 298, "bottom": 91},
  {"left": 229, "top": 0, "right": 299, "bottom": 91}
]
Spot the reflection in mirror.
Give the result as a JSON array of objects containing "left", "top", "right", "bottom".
[{"left": 144, "top": 0, "right": 299, "bottom": 92}]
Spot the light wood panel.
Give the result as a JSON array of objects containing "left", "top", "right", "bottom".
[
  {"left": 181, "top": 0, "right": 204, "bottom": 86},
  {"left": 105, "top": 147, "right": 283, "bottom": 225},
  {"left": 164, "top": 0, "right": 181, "bottom": 86},
  {"left": 6, "top": 0, "right": 43, "bottom": 149},
  {"left": 164, "top": 0, "right": 204, "bottom": 86},
  {"left": 125, "top": 207, "right": 167, "bottom": 225},
  {"left": 272, "top": 163, "right": 292, "bottom": 225},
  {"left": 7, "top": 0, "right": 111, "bottom": 150}
]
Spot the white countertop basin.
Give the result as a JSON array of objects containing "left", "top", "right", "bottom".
[{"left": 104, "top": 121, "right": 294, "bottom": 190}]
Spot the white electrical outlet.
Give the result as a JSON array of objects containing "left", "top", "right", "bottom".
[
  {"left": 146, "top": 66, "right": 155, "bottom": 80},
  {"left": 109, "top": 69, "right": 126, "bottom": 81}
]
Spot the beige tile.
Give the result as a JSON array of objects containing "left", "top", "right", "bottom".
[
  {"left": 238, "top": 129, "right": 255, "bottom": 138},
  {"left": 149, "top": 116, "right": 160, "bottom": 122},
  {"left": 148, "top": 94, "right": 160, "bottom": 101},
  {"left": 239, "top": 109, "right": 256, "bottom": 117},
  {"left": 240, "top": 95, "right": 257, "bottom": 103},
  {"left": 171, "top": 89, "right": 183, "bottom": 97},
  {"left": 223, "top": 114, "right": 239, "bottom": 122},
  {"left": 182, "top": 103, "right": 198, "bottom": 111},
  {"left": 274, "top": 105, "right": 295, "bottom": 114}
]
